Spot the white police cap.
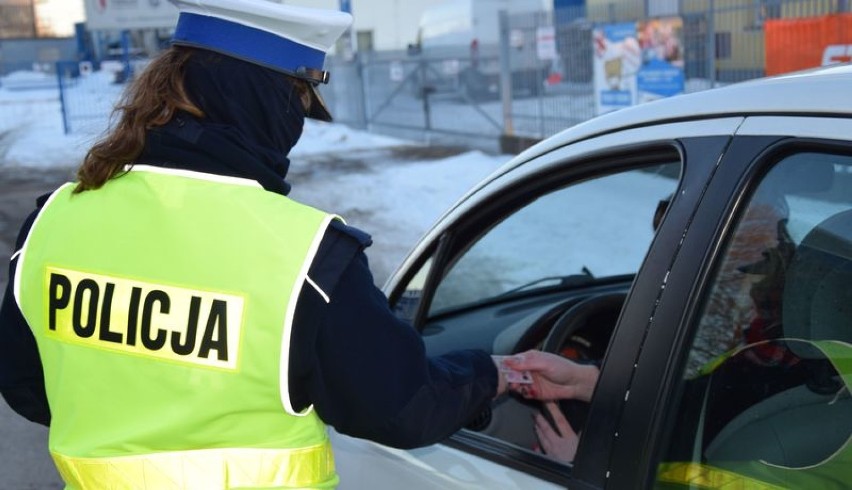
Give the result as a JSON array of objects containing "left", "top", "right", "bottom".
[{"left": 169, "top": 0, "right": 353, "bottom": 121}]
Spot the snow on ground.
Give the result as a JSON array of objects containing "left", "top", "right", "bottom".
[{"left": 0, "top": 70, "right": 510, "bottom": 283}]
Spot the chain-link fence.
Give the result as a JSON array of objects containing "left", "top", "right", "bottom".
[
  {"left": 33, "top": 0, "right": 852, "bottom": 153},
  {"left": 325, "top": 0, "right": 850, "bottom": 152},
  {"left": 55, "top": 61, "right": 128, "bottom": 135}
]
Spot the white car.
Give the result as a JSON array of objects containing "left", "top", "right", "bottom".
[{"left": 333, "top": 64, "right": 852, "bottom": 489}]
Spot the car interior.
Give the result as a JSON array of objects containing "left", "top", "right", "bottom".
[
  {"left": 657, "top": 152, "right": 852, "bottom": 487},
  {"left": 703, "top": 208, "right": 852, "bottom": 472}
]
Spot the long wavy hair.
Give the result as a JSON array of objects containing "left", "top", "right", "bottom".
[{"left": 74, "top": 46, "right": 202, "bottom": 192}]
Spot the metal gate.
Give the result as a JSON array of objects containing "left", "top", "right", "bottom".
[{"left": 324, "top": 50, "right": 506, "bottom": 149}]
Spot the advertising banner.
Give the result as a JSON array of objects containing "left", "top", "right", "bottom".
[
  {"left": 593, "top": 18, "right": 685, "bottom": 115},
  {"left": 636, "top": 17, "right": 684, "bottom": 104},
  {"left": 765, "top": 13, "right": 852, "bottom": 75},
  {"left": 84, "top": 0, "right": 179, "bottom": 31},
  {"left": 593, "top": 22, "right": 640, "bottom": 115}
]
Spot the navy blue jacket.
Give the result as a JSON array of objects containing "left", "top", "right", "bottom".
[{"left": 0, "top": 118, "right": 498, "bottom": 450}]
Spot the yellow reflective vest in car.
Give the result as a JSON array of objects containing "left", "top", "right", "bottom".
[
  {"left": 658, "top": 339, "right": 852, "bottom": 490},
  {"left": 14, "top": 166, "right": 339, "bottom": 490}
]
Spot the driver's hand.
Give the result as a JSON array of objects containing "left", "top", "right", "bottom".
[
  {"left": 534, "top": 401, "right": 579, "bottom": 463},
  {"left": 505, "top": 350, "right": 599, "bottom": 402}
]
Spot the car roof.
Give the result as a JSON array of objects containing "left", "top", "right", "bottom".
[{"left": 508, "top": 63, "right": 852, "bottom": 171}]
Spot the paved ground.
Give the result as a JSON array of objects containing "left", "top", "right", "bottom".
[{"left": 0, "top": 166, "right": 73, "bottom": 489}]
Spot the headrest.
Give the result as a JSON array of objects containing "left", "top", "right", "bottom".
[
  {"left": 168, "top": 0, "right": 353, "bottom": 121},
  {"left": 783, "top": 209, "right": 852, "bottom": 344}
]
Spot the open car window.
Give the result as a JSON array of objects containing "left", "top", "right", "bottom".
[
  {"left": 390, "top": 156, "right": 683, "bottom": 474},
  {"left": 429, "top": 164, "right": 680, "bottom": 315}
]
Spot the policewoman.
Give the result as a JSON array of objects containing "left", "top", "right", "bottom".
[{"left": 0, "top": 1, "right": 506, "bottom": 488}]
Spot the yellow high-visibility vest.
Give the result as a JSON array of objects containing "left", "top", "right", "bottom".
[{"left": 15, "top": 166, "right": 340, "bottom": 489}]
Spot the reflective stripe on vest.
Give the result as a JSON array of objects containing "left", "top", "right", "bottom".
[
  {"left": 661, "top": 340, "right": 852, "bottom": 489},
  {"left": 657, "top": 462, "right": 787, "bottom": 489},
  {"left": 52, "top": 444, "right": 335, "bottom": 490},
  {"left": 16, "top": 167, "right": 339, "bottom": 489}
]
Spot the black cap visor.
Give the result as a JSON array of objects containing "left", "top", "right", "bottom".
[{"left": 308, "top": 84, "right": 332, "bottom": 122}]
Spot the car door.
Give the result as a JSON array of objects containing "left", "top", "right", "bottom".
[
  {"left": 331, "top": 118, "right": 741, "bottom": 490},
  {"left": 611, "top": 115, "right": 852, "bottom": 489}
]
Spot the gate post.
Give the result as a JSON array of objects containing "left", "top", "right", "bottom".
[
  {"left": 499, "top": 9, "right": 514, "bottom": 136},
  {"left": 357, "top": 53, "right": 370, "bottom": 130},
  {"left": 706, "top": 0, "right": 716, "bottom": 86},
  {"left": 56, "top": 61, "right": 70, "bottom": 135},
  {"left": 420, "top": 60, "right": 434, "bottom": 131},
  {"left": 422, "top": 85, "right": 434, "bottom": 131}
]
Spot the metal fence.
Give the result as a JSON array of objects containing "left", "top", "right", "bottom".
[
  {"left": 0, "top": 37, "right": 78, "bottom": 76},
  {"left": 15, "top": 0, "right": 849, "bottom": 153},
  {"left": 323, "top": 0, "right": 851, "bottom": 152}
]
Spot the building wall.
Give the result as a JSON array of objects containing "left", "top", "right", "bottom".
[
  {"left": 0, "top": 0, "right": 36, "bottom": 39},
  {"left": 1, "top": 0, "right": 85, "bottom": 38},
  {"left": 36, "top": 0, "right": 85, "bottom": 37},
  {"left": 283, "top": 0, "right": 444, "bottom": 51}
]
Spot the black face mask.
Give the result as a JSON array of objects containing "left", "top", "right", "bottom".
[{"left": 182, "top": 50, "right": 306, "bottom": 177}]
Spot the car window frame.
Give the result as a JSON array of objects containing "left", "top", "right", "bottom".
[{"left": 574, "top": 134, "right": 735, "bottom": 487}]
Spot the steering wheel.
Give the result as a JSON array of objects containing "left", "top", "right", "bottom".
[
  {"left": 539, "top": 292, "right": 627, "bottom": 435},
  {"left": 542, "top": 292, "right": 627, "bottom": 353},
  {"left": 476, "top": 292, "right": 626, "bottom": 454}
]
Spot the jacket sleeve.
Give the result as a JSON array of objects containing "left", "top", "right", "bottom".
[
  {"left": 289, "top": 222, "right": 498, "bottom": 449},
  {"left": 0, "top": 208, "right": 50, "bottom": 426}
]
